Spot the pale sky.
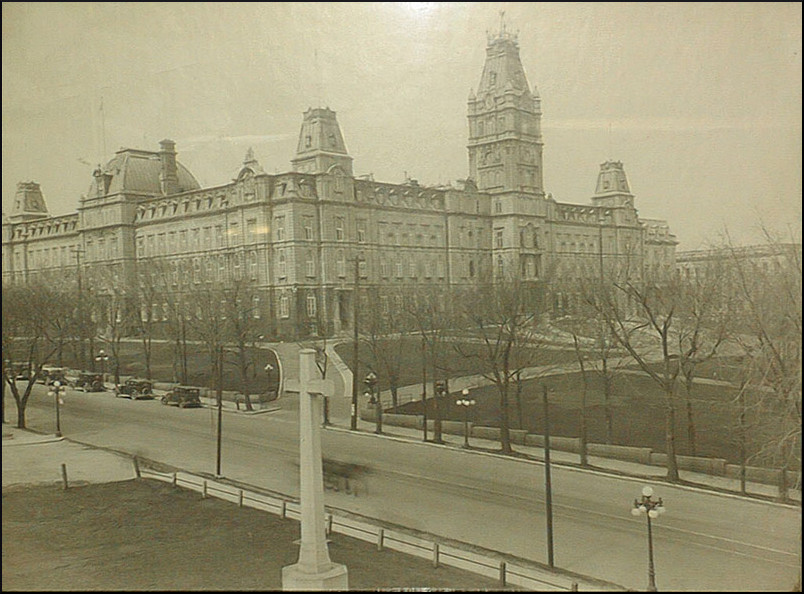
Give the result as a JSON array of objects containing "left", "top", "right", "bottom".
[{"left": 3, "top": 2, "right": 801, "bottom": 250}]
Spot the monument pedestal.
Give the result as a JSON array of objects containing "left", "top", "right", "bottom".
[{"left": 282, "top": 562, "right": 349, "bottom": 591}]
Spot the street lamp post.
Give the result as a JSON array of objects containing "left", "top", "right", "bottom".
[
  {"left": 47, "top": 380, "right": 66, "bottom": 437},
  {"left": 455, "top": 388, "right": 476, "bottom": 448},
  {"left": 434, "top": 380, "right": 446, "bottom": 443},
  {"left": 364, "top": 371, "right": 381, "bottom": 434},
  {"left": 631, "top": 485, "right": 666, "bottom": 592},
  {"left": 95, "top": 349, "right": 109, "bottom": 385}
]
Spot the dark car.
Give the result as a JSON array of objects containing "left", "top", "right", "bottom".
[
  {"left": 161, "top": 386, "right": 202, "bottom": 408},
  {"left": 74, "top": 372, "right": 105, "bottom": 392},
  {"left": 115, "top": 379, "right": 154, "bottom": 400}
]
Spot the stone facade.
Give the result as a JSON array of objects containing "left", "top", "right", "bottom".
[{"left": 2, "top": 27, "right": 676, "bottom": 340}]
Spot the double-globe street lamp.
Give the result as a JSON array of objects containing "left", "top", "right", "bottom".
[
  {"left": 47, "top": 380, "right": 67, "bottom": 437},
  {"left": 631, "top": 485, "right": 666, "bottom": 592},
  {"left": 95, "top": 349, "right": 109, "bottom": 385},
  {"left": 455, "top": 388, "right": 476, "bottom": 448},
  {"left": 363, "top": 371, "right": 381, "bottom": 434}
]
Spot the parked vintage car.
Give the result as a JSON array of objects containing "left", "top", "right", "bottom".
[
  {"left": 74, "top": 372, "right": 105, "bottom": 392},
  {"left": 115, "top": 378, "right": 154, "bottom": 400},
  {"left": 8, "top": 361, "right": 32, "bottom": 381},
  {"left": 161, "top": 386, "right": 202, "bottom": 408},
  {"left": 40, "top": 366, "right": 68, "bottom": 386}
]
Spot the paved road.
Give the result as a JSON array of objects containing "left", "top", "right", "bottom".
[{"left": 16, "top": 384, "right": 801, "bottom": 592}]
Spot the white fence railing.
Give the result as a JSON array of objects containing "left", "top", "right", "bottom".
[{"left": 138, "top": 467, "right": 621, "bottom": 591}]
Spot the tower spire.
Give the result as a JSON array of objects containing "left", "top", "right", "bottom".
[{"left": 467, "top": 22, "right": 543, "bottom": 195}]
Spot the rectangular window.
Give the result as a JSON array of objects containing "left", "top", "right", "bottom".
[
  {"left": 180, "top": 230, "right": 188, "bottom": 251},
  {"left": 335, "top": 217, "right": 345, "bottom": 241},
  {"left": 306, "top": 294, "right": 317, "bottom": 317},
  {"left": 306, "top": 255, "right": 315, "bottom": 277},
  {"left": 137, "top": 237, "right": 145, "bottom": 258},
  {"left": 252, "top": 295, "right": 261, "bottom": 319},
  {"left": 380, "top": 260, "right": 389, "bottom": 278},
  {"left": 437, "top": 259, "right": 445, "bottom": 279},
  {"left": 357, "top": 219, "right": 366, "bottom": 243},
  {"left": 336, "top": 253, "right": 346, "bottom": 278},
  {"left": 249, "top": 251, "right": 258, "bottom": 280},
  {"left": 192, "top": 228, "right": 201, "bottom": 249},
  {"left": 233, "top": 253, "right": 241, "bottom": 278},
  {"left": 246, "top": 218, "right": 257, "bottom": 242},
  {"left": 229, "top": 222, "right": 239, "bottom": 245},
  {"left": 495, "top": 228, "right": 504, "bottom": 249},
  {"left": 275, "top": 216, "right": 285, "bottom": 241},
  {"left": 303, "top": 216, "right": 314, "bottom": 240},
  {"left": 396, "top": 261, "right": 403, "bottom": 278},
  {"left": 279, "top": 295, "right": 290, "bottom": 318},
  {"left": 278, "top": 253, "right": 287, "bottom": 279},
  {"left": 358, "top": 259, "right": 367, "bottom": 279}
]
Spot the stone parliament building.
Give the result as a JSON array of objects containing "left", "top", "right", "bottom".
[{"left": 2, "top": 27, "right": 676, "bottom": 340}]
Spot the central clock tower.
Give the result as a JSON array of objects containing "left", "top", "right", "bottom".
[{"left": 467, "top": 26, "right": 543, "bottom": 197}]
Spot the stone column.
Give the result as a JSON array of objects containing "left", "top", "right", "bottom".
[{"left": 282, "top": 349, "right": 348, "bottom": 591}]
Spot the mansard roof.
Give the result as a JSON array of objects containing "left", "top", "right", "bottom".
[{"left": 87, "top": 148, "right": 200, "bottom": 197}]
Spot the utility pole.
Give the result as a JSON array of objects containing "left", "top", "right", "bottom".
[
  {"left": 216, "top": 345, "right": 223, "bottom": 477},
  {"left": 72, "top": 248, "right": 87, "bottom": 369},
  {"left": 421, "top": 335, "right": 427, "bottom": 441},
  {"left": 350, "top": 255, "right": 360, "bottom": 430},
  {"left": 542, "top": 384, "right": 555, "bottom": 568}
]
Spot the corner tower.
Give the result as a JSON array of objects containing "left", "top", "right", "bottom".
[
  {"left": 7, "top": 181, "right": 49, "bottom": 223},
  {"left": 291, "top": 107, "right": 353, "bottom": 176},
  {"left": 467, "top": 21, "right": 543, "bottom": 196},
  {"left": 592, "top": 161, "right": 634, "bottom": 208}
]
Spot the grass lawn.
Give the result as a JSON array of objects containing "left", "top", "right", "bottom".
[
  {"left": 397, "top": 370, "right": 761, "bottom": 466},
  {"left": 335, "top": 337, "right": 580, "bottom": 393},
  {"left": 2, "top": 479, "right": 512, "bottom": 591}
]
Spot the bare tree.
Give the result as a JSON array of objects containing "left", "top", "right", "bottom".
[
  {"left": 725, "top": 236, "right": 801, "bottom": 498},
  {"left": 134, "top": 261, "right": 174, "bottom": 381},
  {"left": 673, "top": 257, "right": 730, "bottom": 456},
  {"left": 456, "top": 272, "right": 545, "bottom": 454},
  {"left": 406, "top": 284, "right": 454, "bottom": 443},
  {"left": 591, "top": 273, "right": 685, "bottom": 482},
  {"left": 1, "top": 283, "right": 61, "bottom": 428},
  {"left": 362, "top": 286, "right": 407, "bottom": 409},
  {"left": 222, "top": 278, "right": 263, "bottom": 411}
]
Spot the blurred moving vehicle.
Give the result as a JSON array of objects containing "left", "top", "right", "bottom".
[
  {"left": 74, "top": 372, "right": 105, "bottom": 392},
  {"left": 161, "top": 386, "right": 202, "bottom": 408},
  {"left": 115, "top": 378, "right": 154, "bottom": 400}
]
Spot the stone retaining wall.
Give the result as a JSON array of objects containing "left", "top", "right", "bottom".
[{"left": 374, "top": 412, "right": 799, "bottom": 488}]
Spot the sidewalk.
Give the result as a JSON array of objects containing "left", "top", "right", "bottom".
[{"left": 2, "top": 426, "right": 136, "bottom": 488}]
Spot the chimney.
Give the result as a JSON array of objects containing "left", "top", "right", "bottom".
[{"left": 159, "top": 139, "right": 179, "bottom": 195}]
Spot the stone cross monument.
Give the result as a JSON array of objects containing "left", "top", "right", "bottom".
[{"left": 282, "top": 348, "right": 347, "bottom": 591}]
